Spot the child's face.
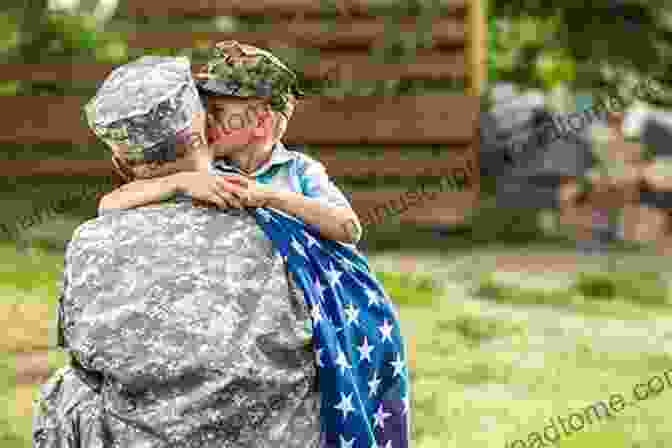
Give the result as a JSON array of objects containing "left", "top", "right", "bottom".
[{"left": 205, "top": 96, "right": 274, "bottom": 157}]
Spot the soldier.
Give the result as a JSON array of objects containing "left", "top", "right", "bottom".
[{"left": 32, "top": 55, "right": 321, "bottom": 448}]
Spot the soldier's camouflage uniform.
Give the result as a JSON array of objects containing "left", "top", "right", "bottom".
[
  {"left": 32, "top": 205, "right": 322, "bottom": 448},
  {"left": 33, "top": 53, "right": 322, "bottom": 447}
]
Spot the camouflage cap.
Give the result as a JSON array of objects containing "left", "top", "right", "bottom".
[
  {"left": 194, "top": 41, "right": 304, "bottom": 114},
  {"left": 84, "top": 56, "right": 204, "bottom": 164}
]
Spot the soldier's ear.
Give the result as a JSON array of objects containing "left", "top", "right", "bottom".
[{"left": 111, "top": 155, "right": 135, "bottom": 183}]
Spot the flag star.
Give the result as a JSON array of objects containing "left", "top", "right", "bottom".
[
  {"left": 325, "top": 262, "right": 343, "bottom": 287},
  {"left": 389, "top": 353, "right": 405, "bottom": 378},
  {"left": 378, "top": 319, "right": 394, "bottom": 344},
  {"left": 333, "top": 392, "right": 355, "bottom": 420},
  {"left": 344, "top": 303, "right": 360, "bottom": 326},
  {"left": 304, "top": 231, "right": 321, "bottom": 248},
  {"left": 315, "top": 348, "right": 324, "bottom": 368},
  {"left": 334, "top": 348, "right": 352, "bottom": 374},
  {"left": 402, "top": 392, "right": 410, "bottom": 415},
  {"left": 339, "top": 434, "right": 356, "bottom": 448},
  {"left": 372, "top": 404, "right": 392, "bottom": 429},
  {"left": 357, "top": 336, "right": 375, "bottom": 363},
  {"left": 311, "top": 303, "right": 323, "bottom": 324},
  {"left": 290, "top": 237, "right": 307, "bottom": 258},
  {"left": 368, "top": 370, "right": 382, "bottom": 398},
  {"left": 365, "top": 288, "right": 382, "bottom": 307}
]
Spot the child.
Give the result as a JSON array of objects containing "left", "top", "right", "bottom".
[{"left": 100, "top": 41, "right": 362, "bottom": 246}]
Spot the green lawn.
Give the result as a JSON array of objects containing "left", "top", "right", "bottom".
[{"left": 1, "top": 241, "right": 671, "bottom": 447}]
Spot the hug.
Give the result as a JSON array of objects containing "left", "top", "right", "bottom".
[{"left": 32, "top": 41, "right": 410, "bottom": 448}]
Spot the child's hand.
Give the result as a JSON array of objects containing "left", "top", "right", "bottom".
[
  {"left": 224, "top": 174, "right": 276, "bottom": 208},
  {"left": 176, "top": 172, "right": 247, "bottom": 209}
]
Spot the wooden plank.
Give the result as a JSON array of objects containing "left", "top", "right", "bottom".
[
  {"left": 0, "top": 94, "right": 479, "bottom": 145},
  {"left": 467, "top": 0, "right": 487, "bottom": 95},
  {"left": 352, "top": 190, "right": 478, "bottom": 226},
  {"left": 292, "top": 50, "right": 466, "bottom": 81},
  {"left": 123, "top": 18, "right": 466, "bottom": 50},
  {"left": 0, "top": 160, "right": 113, "bottom": 177},
  {"left": 125, "top": 0, "right": 468, "bottom": 18},
  {"left": 318, "top": 150, "right": 474, "bottom": 177},
  {"left": 0, "top": 63, "right": 116, "bottom": 83},
  {"left": 288, "top": 94, "right": 479, "bottom": 144},
  {"left": 0, "top": 51, "right": 465, "bottom": 83},
  {"left": 0, "top": 151, "right": 475, "bottom": 178}
]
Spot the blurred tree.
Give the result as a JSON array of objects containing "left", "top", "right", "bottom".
[
  {"left": 490, "top": 0, "right": 672, "bottom": 107},
  {"left": 2, "top": 0, "right": 126, "bottom": 95}
]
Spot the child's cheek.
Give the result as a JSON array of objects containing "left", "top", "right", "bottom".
[
  {"left": 208, "top": 123, "right": 253, "bottom": 146},
  {"left": 222, "top": 126, "right": 254, "bottom": 146}
]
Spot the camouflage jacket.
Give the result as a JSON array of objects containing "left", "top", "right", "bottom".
[{"left": 32, "top": 202, "right": 321, "bottom": 448}]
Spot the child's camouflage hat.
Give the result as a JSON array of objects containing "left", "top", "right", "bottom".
[
  {"left": 84, "top": 56, "right": 204, "bottom": 164},
  {"left": 195, "top": 40, "right": 304, "bottom": 115}
]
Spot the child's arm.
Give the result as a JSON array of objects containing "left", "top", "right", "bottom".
[
  {"left": 266, "top": 190, "right": 361, "bottom": 244},
  {"left": 99, "top": 172, "right": 247, "bottom": 214},
  {"left": 231, "top": 156, "right": 362, "bottom": 244}
]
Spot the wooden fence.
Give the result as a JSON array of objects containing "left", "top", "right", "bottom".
[{"left": 0, "top": 0, "right": 485, "bottom": 226}]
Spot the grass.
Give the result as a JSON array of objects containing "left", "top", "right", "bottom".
[
  {"left": 475, "top": 269, "right": 671, "bottom": 311},
  {"left": 574, "top": 271, "right": 669, "bottom": 306},
  {"left": 375, "top": 270, "right": 440, "bottom": 307},
  {"left": 1, "top": 241, "right": 672, "bottom": 447}
]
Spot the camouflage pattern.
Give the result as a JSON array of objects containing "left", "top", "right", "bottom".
[
  {"left": 195, "top": 41, "right": 304, "bottom": 115},
  {"left": 84, "top": 56, "right": 205, "bottom": 164},
  {"left": 32, "top": 203, "right": 321, "bottom": 448}
]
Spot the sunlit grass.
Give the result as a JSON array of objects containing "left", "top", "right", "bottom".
[
  {"left": 375, "top": 270, "right": 440, "bottom": 307},
  {"left": 0, "top": 244, "right": 671, "bottom": 447}
]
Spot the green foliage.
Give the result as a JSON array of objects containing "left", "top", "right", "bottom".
[
  {"left": 0, "top": 243, "right": 63, "bottom": 294},
  {"left": 573, "top": 271, "right": 669, "bottom": 306},
  {"left": 476, "top": 273, "right": 575, "bottom": 306},
  {"left": 0, "top": 12, "right": 20, "bottom": 57},
  {"left": 376, "top": 271, "right": 441, "bottom": 307},
  {"left": 467, "top": 200, "right": 548, "bottom": 243},
  {"left": 573, "top": 272, "right": 616, "bottom": 300},
  {"left": 437, "top": 314, "right": 521, "bottom": 346},
  {"left": 7, "top": 7, "right": 127, "bottom": 95},
  {"left": 490, "top": 0, "right": 672, "bottom": 102},
  {"left": 477, "top": 269, "right": 670, "bottom": 308}
]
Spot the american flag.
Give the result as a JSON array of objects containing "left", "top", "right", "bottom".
[{"left": 253, "top": 207, "right": 411, "bottom": 448}]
